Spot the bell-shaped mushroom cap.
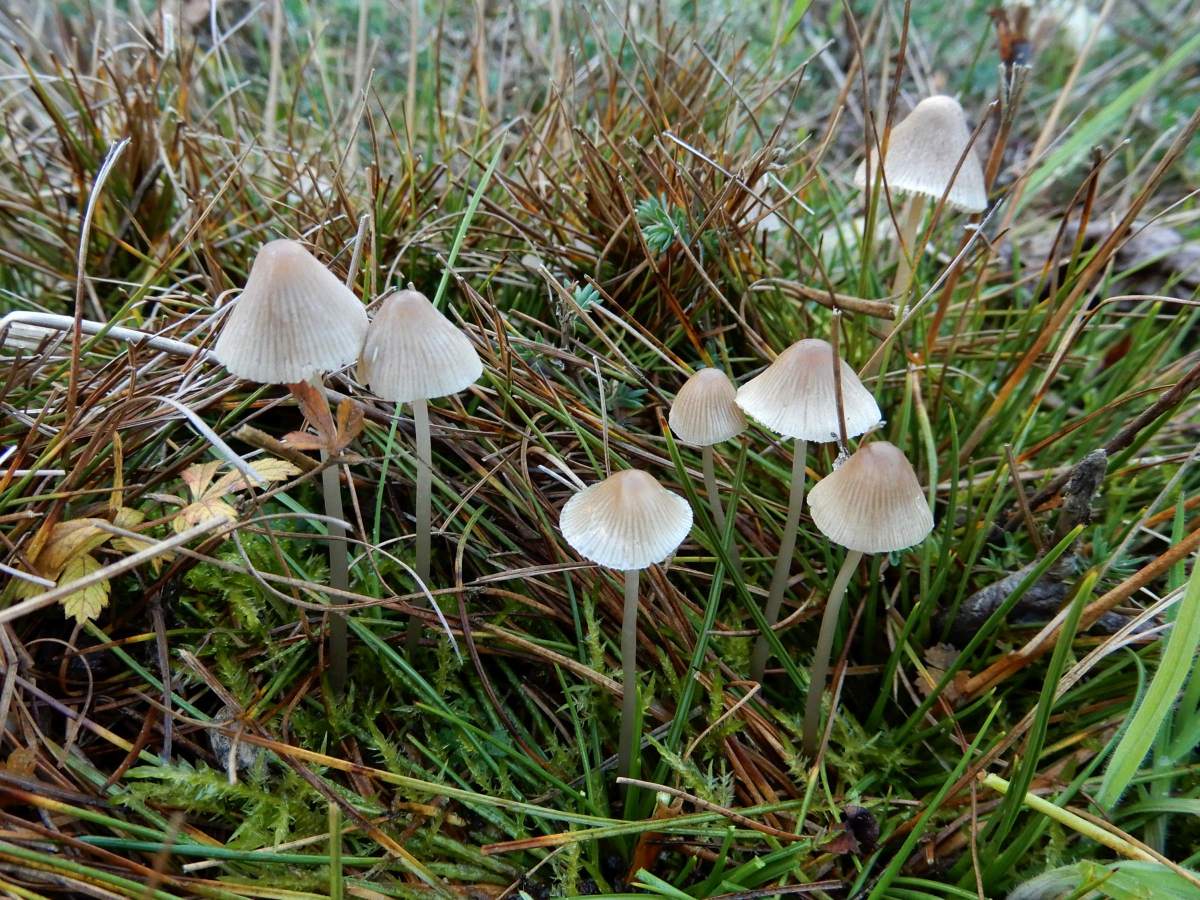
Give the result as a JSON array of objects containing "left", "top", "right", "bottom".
[
  {"left": 735, "top": 339, "right": 881, "bottom": 442},
  {"left": 214, "top": 239, "right": 368, "bottom": 384},
  {"left": 853, "top": 95, "right": 987, "bottom": 213},
  {"left": 808, "top": 441, "right": 934, "bottom": 553},
  {"left": 360, "top": 288, "right": 483, "bottom": 403},
  {"left": 559, "top": 469, "right": 693, "bottom": 571},
  {"left": 669, "top": 368, "right": 747, "bottom": 447}
]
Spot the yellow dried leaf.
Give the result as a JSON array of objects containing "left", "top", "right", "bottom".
[
  {"left": 207, "top": 458, "right": 300, "bottom": 498},
  {"left": 111, "top": 506, "right": 154, "bottom": 555},
  {"left": 59, "top": 554, "right": 110, "bottom": 625},
  {"left": 181, "top": 460, "right": 223, "bottom": 502},
  {"left": 172, "top": 497, "right": 237, "bottom": 533},
  {"left": 4, "top": 747, "right": 37, "bottom": 776},
  {"left": 34, "top": 519, "right": 113, "bottom": 578}
]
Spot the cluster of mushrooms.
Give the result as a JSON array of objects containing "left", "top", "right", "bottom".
[{"left": 209, "top": 94, "right": 984, "bottom": 774}]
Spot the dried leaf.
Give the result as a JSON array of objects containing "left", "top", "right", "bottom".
[
  {"left": 59, "top": 554, "right": 111, "bottom": 624},
  {"left": 334, "top": 399, "right": 365, "bottom": 450},
  {"left": 4, "top": 747, "right": 37, "bottom": 776},
  {"left": 34, "top": 519, "right": 113, "bottom": 578},
  {"left": 924, "top": 643, "right": 960, "bottom": 670},
  {"left": 289, "top": 380, "right": 336, "bottom": 446},
  {"left": 282, "top": 431, "right": 327, "bottom": 451},
  {"left": 181, "top": 460, "right": 223, "bottom": 502},
  {"left": 172, "top": 497, "right": 237, "bottom": 533},
  {"left": 207, "top": 458, "right": 300, "bottom": 498}
]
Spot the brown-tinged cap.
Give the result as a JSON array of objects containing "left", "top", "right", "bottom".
[
  {"left": 669, "top": 368, "right": 747, "bottom": 447},
  {"left": 213, "top": 239, "right": 368, "bottom": 384},
  {"left": 807, "top": 441, "right": 934, "bottom": 553},
  {"left": 359, "top": 288, "right": 483, "bottom": 402},
  {"left": 735, "top": 339, "right": 881, "bottom": 442}
]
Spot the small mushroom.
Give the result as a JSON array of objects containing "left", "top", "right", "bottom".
[
  {"left": 558, "top": 468, "right": 693, "bottom": 778},
  {"left": 668, "top": 367, "right": 746, "bottom": 535},
  {"left": 801, "top": 441, "right": 934, "bottom": 756},
  {"left": 214, "top": 239, "right": 368, "bottom": 694},
  {"left": 214, "top": 239, "right": 368, "bottom": 384},
  {"left": 854, "top": 95, "right": 987, "bottom": 295},
  {"left": 360, "top": 287, "right": 482, "bottom": 655},
  {"left": 736, "top": 339, "right": 881, "bottom": 684}
]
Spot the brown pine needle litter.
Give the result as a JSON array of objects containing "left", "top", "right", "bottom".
[{"left": 1, "top": 2, "right": 1200, "bottom": 898}]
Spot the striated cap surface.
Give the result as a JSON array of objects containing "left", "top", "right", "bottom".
[
  {"left": 853, "top": 95, "right": 987, "bottom": 213},
  {"left": 808, "top": 441, "right": 934, "bottom": 553},
  {"left": 735, "top": 339, "right": 881, "bottom": 442},
  {"left": 559, "top": 469, "right": 693, "bottom": 570},
  {"left": 669, "top": 368, "right": 746, "bottom": 447},
  {"left": 360, "top": 289, "right": 483, "bottom": 403},
  {"left": 214, "top": 239, "right": 368, "bottom": 384}
]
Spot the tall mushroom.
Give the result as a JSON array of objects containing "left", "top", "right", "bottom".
[
  {"left": 802, "top": 440, "right": 933, "bottom": 756},
  {"left": 559, "top": 469, "right": 692, "bottom": 778},
  {"left": 736, "top": 338, "right": 881, "bottom": 684},
  {"left": 854, "top": 95, "right": 987, "bottom": 295},
  {"left": 213, "top": 238, "right": 368, "bottom": 693},
  {"left": 360, "top": 287, "right": 482, "bottom": 655},
  {"left": 668, "top": 367, "right": 746, "bottom": 534}
]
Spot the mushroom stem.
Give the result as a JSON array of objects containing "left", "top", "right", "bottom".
[
  {"left": 702, "top": 444, "right": 741, "bottom": 577},
  {"left": 891, "top": 194, "right": 927, "bottom": 300},
  {"left": 750, "top": 438, "right": 807, "bottom": 684},
  {"left": 406, "top": 397, "right": 433, "bottom": 656},
  {"left": 618, "top": 567, "right": 640, "bottom": 780},
  {"left": 801, "top": 549, "right": 864, "bottom": 757},
  {"left": 701, "top": 445, "right": 725, "bottom": 532},
  {"left": 308, "top": 376, "right": 351, "bottom": 694}
]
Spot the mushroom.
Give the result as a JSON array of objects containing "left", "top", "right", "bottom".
[
  {"left": 735, "top": 338, "right": 881, "bottom": 684},
  {"left": 668, "top": 367, "right": 746, "bottom": 537},
  {"left": 854, "top": 95, "right": 987, "bottom": 295},
  {"left": 558, "top": 468, "right": 693, "bottom": 778},
  {"left": 213, "top": 239, "right": 368, "bottom": 693},
  {"left": 801, "top": 440, "right": 933, "bottom": 756},
  {"left": 360, "top": 287, "right": 482, "bottom": 655}
]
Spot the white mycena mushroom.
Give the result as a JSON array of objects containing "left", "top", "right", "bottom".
[
  {"left": 669, "top": 368, "right": 746, "bottom": 539},
  {"left": 360, "top": 288, "right": 483, "bottom": 403},
  {"left": 559, "top": 468, "right": 692, "bottom": 777},
  {"left": 855, "top": 95, "right": 988, "bottom": 303},
  {"left": 736, "top": 338, "right": 881, "bottom": 683},
  {"left": 853, "top": 95, "right": 987, "bottom": 215},
  {"left": 801, "top": 441, "right": 934, "bottom": 756},
  {"left": 361, "top": 287, "right": 482, "bottom": 656},
  {"left": 213, "top": 238, "right": 369, "bottom": 695},
  {"left": 214, "top": 239, "right": 368, "bottom": 384}
]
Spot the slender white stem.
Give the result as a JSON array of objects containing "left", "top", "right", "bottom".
[
  {"left": 750, "top": 438, "right": 807, "bottom": 683},
  {"left": 802, "top": 549, "right": 864, "bottom": 757},
  {"left": 406, "top": 398, "right": 432, "bottom": 655},
  {"left": 702, "top": 444, "right": 741, "bottom": 577},
  {"left": 891, "top": 194, "right": 927, "bottom": 298},
  {"left": 618, "top": 568, "right": 640, "bottom": 779},
  {"left": 311, "top": 376, "right": 351, "bottom": 694},
  {"left": 701, "top": 445, "right": 725, "bottom": 531}
]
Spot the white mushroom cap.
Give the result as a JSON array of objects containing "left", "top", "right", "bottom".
[
  {"left": 853, "top": 95, "right": 988, "bottom": 213},
  {"left": 808, "top": 441, "right": 934, "bottom": 553},
  {"left": 669, "top": 368, "right": 746, "bottom": 447},
  {"left": 559, "top": 469, "right": 693, "bottom": 571},
  {"left": 360, "top": 288, "right": 483, "bottom": 403},
  {"left": 213, "top": 240, "right": 369, "bottom": 384},
  {"left": 735, "top": 339, "right": 881, "bottom": 442}
]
